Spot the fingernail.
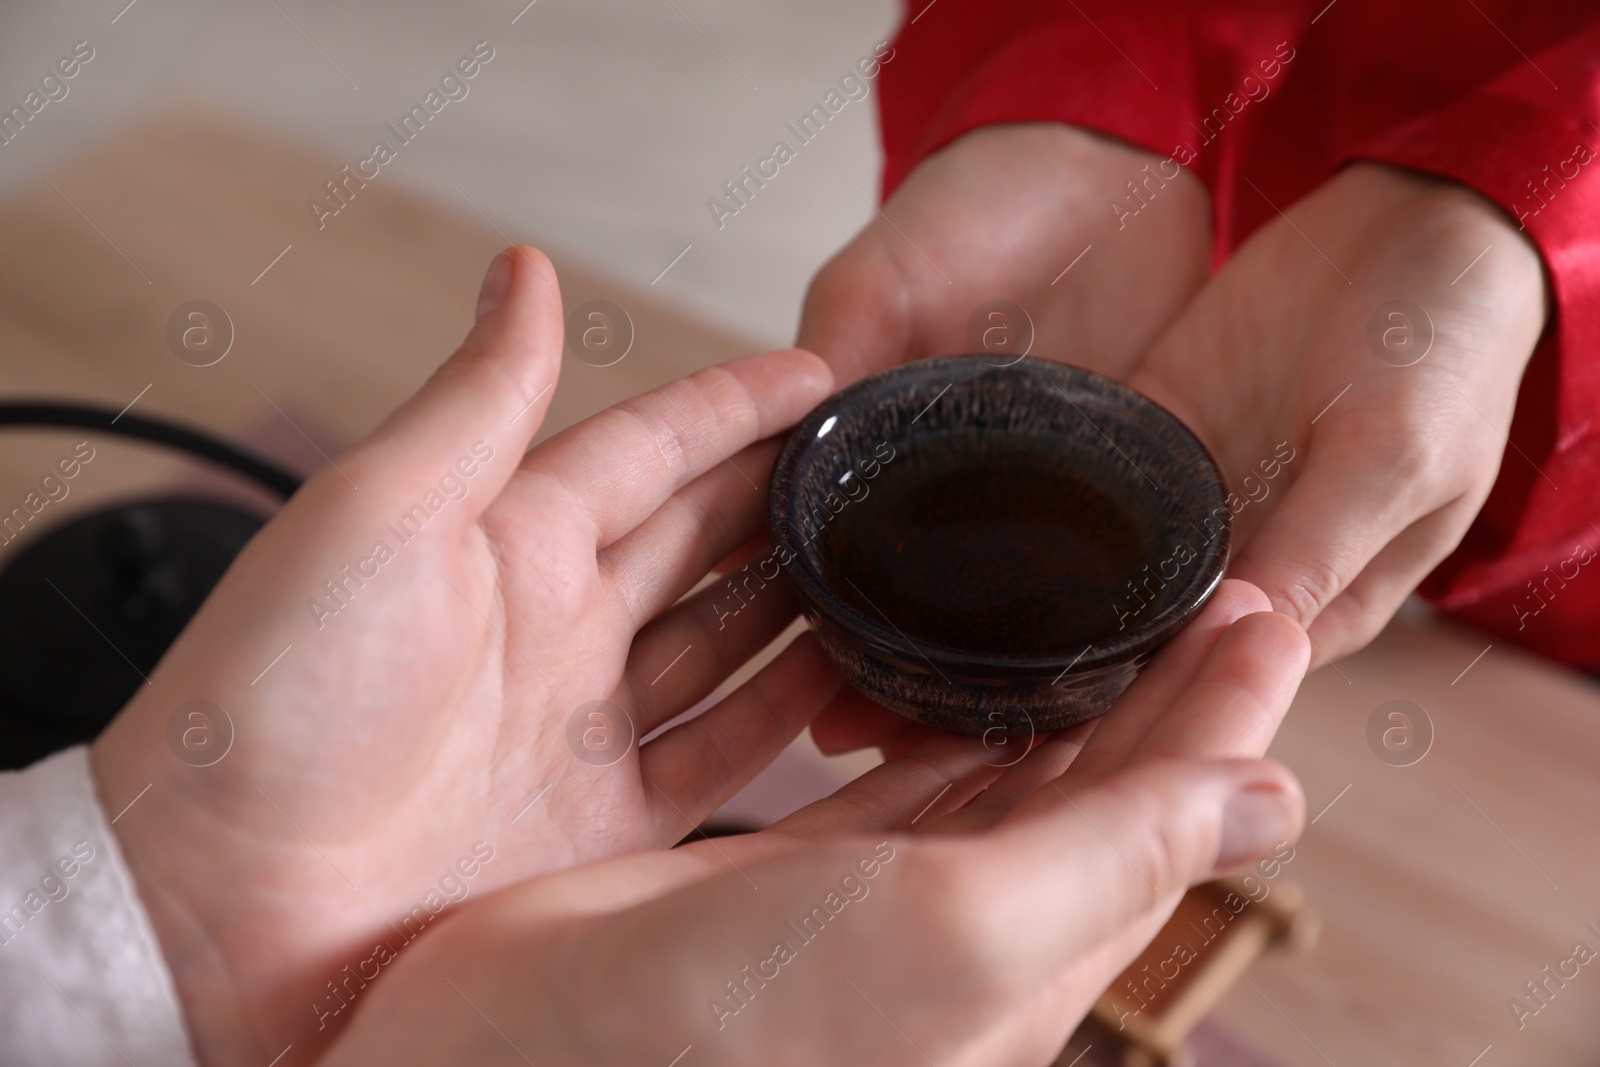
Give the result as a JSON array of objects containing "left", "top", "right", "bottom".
[
  {"left": 1215, "top": 787, "right": 1294, "bottom": 874},
  {"left": 475, "top": 248, "right": 515, "bottom": 323}
]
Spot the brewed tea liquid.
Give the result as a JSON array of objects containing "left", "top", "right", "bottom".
[{"left": 817, "top": 432, "right": 1159, "bottom": 656}]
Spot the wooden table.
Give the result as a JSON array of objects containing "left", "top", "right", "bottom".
[
  {"left": 0, "top": 104, "right": 752, "bottom": 518},
  {"left": 3, "top": 106, "right": 1598, "bottom": 1066},
  {"left": 1216, "top": 610, "right": 1600, "bottom": 1065}
]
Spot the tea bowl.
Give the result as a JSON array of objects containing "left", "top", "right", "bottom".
[{"left": 766, "top": 354, "right": 1230, "bottom": 738}]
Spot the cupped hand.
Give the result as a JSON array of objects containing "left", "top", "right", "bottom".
[
  {"left": 91, "top": 248, "right": 842, "bottom": 1065},
  {"left": 1128, "top": 163, "right": 1549, "bottom": 660},
  {"left": 798, "top": 122, "right": 1212, "bottom": 386},
  {"left": 797, "top": 122, "right": 1213, "bottom": 759},
  {"left": 318, "top": 580, "right": 1309, "bottom": 1067},
  {"left": 318, "top": 579, "right": 1305, "bottom": 1062}
]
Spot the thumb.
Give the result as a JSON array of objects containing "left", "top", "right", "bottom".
[
  {"left": 967, "top": 757, "right": 1303, "bottom": 983},
  {"left": 349, "top": 245, "right": 564, "bottom": 513},
  {"left": 796, "top": 234, "right": 915, "bottom": 386}
]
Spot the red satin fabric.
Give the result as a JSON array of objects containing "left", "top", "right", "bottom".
[{"left": 878, "top": 0, "right": 1600, "bottom": 668}]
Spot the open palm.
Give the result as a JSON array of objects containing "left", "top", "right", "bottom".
[{"left": 92, "top": 247, "right": 842, "bottom": 1067}]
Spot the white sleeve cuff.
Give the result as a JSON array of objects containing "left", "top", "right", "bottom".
[{"left": 0, "top": 746, "right": 199, "bottom": 1067}]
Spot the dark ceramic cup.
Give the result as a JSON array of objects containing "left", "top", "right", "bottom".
[{"left": 767, "top": 355, "right": 1230, "bottom": 738}]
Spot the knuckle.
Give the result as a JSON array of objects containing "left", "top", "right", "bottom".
[
  {"left": 804, "top": 240, "right": 914, "bottom": 330},
  {"left": 613, "top": 396, "right": 692, "bottom": 487},
  {"left": 693, "top": 362, "right": 761, "bottom": 438},
  {"left": 1269, "top": 555, "right": 1346, "bottom": 624},
  {"left": 1097, "top": 773, "right": 1212, "bottom": 904},
  {"left": 1324, "top": 415, "right": 1435, "bottom": 501},
  {"left": 806, "top": 246, "right": 875, "bottom": 306},
  {"left": 1381, "top": 423, "right": 1452, "bottom": 493},
  {"left": 1125, "top": 821, "right": 1186, "bottom": 909}
]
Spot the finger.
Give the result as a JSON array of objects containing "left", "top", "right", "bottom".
[
  {"left": 622, "top": 562, "right": 800, "bottom": 735},
  {"left": 928, "top": 721, "right": 1096, "bottom": 834},
  {"left": 956, "top": 757, "right": 1304, "bottom": 998},
  {"left": 603, "top": 438, "right": 782, "bottom": 628},
  {"left": 522, "top": 349, "right": 832, "bottom": 547},
  {"left": 1005, "top": 609, "right": 1306, "bottom": 836},
  {"left": 352, "top": 246, "right": 563, "bottom": 512},
  {"left": 796, "top": 234, "right": 916, "bottom": 386},
  {"left": 768, "top": 731, "right": 999, "bottom": 838},
  {"left": 1068, "top": 579, "right": 1271, "bottom": 779},
  {"left": 1122, "top": 609, "right": 1310, "bottom": 765},
  {"left": 580, "top": 765, "right": 1297, "bottom": 1067},
  {"left": 809, "top": 688, "right": 920, "bottom": 756},
  {"left": 1307, "top": 501, "right": 1468, "bottom": 660},
  {"left": 761, "top": 757, "right": 1304, "bottom": 1065},
  {"left": 1226, "top": 441, "right": 1428, "bottom": 635},
  {"left": 711, "top": 532, "right": 773, "bottom": 579},
  {"left": 641, "top": 633, "right": 843, "bottom": 840}
]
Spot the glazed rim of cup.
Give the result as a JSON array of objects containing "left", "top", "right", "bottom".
[{"left": 767, "top": 355, "right": 1232, "bottom": 679}]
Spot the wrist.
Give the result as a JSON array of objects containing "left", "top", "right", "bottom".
[
  {"left": 1346, "top": 162, "right": 1550, "bottom": 318},
  {"left": 91, "top": 717, "right": 259, "bottom": 1067}
]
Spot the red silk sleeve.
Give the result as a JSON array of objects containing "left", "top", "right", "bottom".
[
  {"left": 1351, "top": 23, "right": 1600, "bottom": 664},
  {"left": 876, "top": 0, "right": 1600, "bottom": 666}
]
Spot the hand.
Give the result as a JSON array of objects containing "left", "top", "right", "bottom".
[
  {"left": 318, "top": 581, "right": 1310, "bottom": 1067},
  {"left": 797, "top": 121, "right": 1212, "bottom": 756},
  {"left": 91, "top": 248, "right": 841, "bottom": 1065},
  {"left": 1127, "top": 163, "right": 1549, "bottom": 660},
  {"left": 798, "top": 122, "right": 1212, "bottom": 387}
]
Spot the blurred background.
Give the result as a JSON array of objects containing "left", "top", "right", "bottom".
[{"left": 0, "top": 0, "right": 898, "bottom": 345}]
